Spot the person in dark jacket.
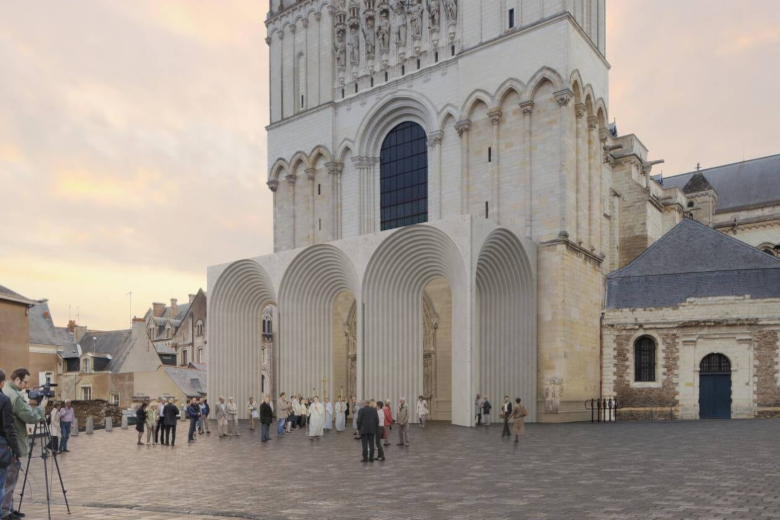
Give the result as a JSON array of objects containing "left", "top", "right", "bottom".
[
  {"left": 0, "top": 369, "right": 22, "bottom": 517},
  {"left": 162, "top": 398, "right": 179, "bottom": 446},
  {"left": 259, "top": 395, "right": 274, "bottom": 442},
  {"left": 501, "top": 395, "right": 513, "bottom": 438},
  {"left": 186, "top": 398, "right": 201, "bottom": 443},
  {"left": 356, "top": 399, "right": 379, "bottom": 462},
  {"left": 135, "top": 402, "right": 148, "bottom": 445},
  {"left": 199, "top": 398, "right": 210, "bottom": 434},
  {"left": 482, "top": 396, "right": 492, "bottom": 427}
]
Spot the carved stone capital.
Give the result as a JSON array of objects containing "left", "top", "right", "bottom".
[
  {"left": 302, "top": 18, "right": 309, "bottom": 28},
  {"left": 488, "top": 108, "right": 502, "bottom": 126},
  {"left": 599, "top": 127, "right": 610, "bottom": 143},
  {"left": 305, "top": 168, "right": 316, "bottom": 181},
  {"left": 587, "top": 116, "right": 599, "bottom": 130},
  {"left": 288, "top": 24, "right": 297, "bottom": 34},
  {"left": 427, "top": 130, "right": 444, "bottom": 148},
  {"left": 553, "top": 89, "right": 574, "bottom": 108},
  {"left": 277, "top": 30, "right": 285, "bottom": 40},
  {"left": 575, "top": 103, "right": 587, "bottom": 119},
  {"left": 455, "top": 119, "right": 471, "bottom": 137},
  {"left": 326, "top": 161, "right": 344, "bottom": 175},
  {"left": 267, "top": 179, "right": 279, "bottom": 192},
  {"left": 520, "top": 100, "right": 534, "bottom": 116},
  {"left": 315, "top": 11, "right": 322, "bottom": 21},
  {"left": 285, "top": 173, "right": 297, "bottom": 185},
  {"left": 265, "top": 36, "right": 272, "bottom": 45}
]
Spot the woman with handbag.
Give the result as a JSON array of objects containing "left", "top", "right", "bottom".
[{"left": 509, "top": 398, "right": 528, "bottom": 442}]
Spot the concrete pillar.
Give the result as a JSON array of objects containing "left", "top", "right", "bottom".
[
  {"left": 575, "top": 103, "right": 588, "bottom": 246},
  {"left": 488, "top": 108, "right": 502, "bottom": 224},
  {"left": 86, "top": 416, "right": 93, "bottom": 434},
  {"left": 286, "top": 174, "right": 297, "bottom": 248},
  {"left": 554, "top": 89, "right": 574, "bottom": 237},
  {"left": 456, "top": 120, "right": 471, "bottom": 214},
  {"left": 588, "top": 116, "right": 600, "bottom": 253},
  {"left": 520, "top": 101, "right": 534, "bottom": 238},
  {"left": 427, "top": 131, "right": 443, "bottom": 220},
  {"left": 72, "top": 418, "right": 79, "bottom": 436},
  {"left": 120, "top": 414, "right": 127, "bottom": 429}
]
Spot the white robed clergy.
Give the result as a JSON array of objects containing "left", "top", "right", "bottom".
[
  {"left": 324, "top": 398, "right": 333, "bottom": 430},
  {"left": 335, "top": 399, "right": 347, "bottom": 431},
  {"left": 308, "top": 397, "right": 325, "bottom": 440}
]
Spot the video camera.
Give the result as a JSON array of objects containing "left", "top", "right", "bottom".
[{"left": 28, "top": 382, "right": 57, "bottom": 401}]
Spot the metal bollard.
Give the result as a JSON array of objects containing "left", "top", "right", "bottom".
[
  {"left": 72, "top": 418, "right": 79, "bottom": 436},
  {"left": 121, "top": 415, "right": 128, "bottom": 430},
  {"left": 86, "top": 416, "right": 94, "bottom": 434},
  {"left": 106, "top": 417, "right": 113, "bottom": 432}
]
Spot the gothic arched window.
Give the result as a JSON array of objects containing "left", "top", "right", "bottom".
[
  {"left": 380, "top": 121, "right": 428, "bottom": 231},
  {"left": 634, "top": 336, "right": 656, "bottom": 382}
]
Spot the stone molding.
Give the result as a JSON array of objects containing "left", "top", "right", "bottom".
[
  {"left": 520, "top": 100, "right": 535, "bottom": 115},
  {"left": 427, "top": 130, "right": 443, "bottom": 148},
  {"left": 553, "top": 88, "right": 574, "bottom": 107},
  {"left": 455, "top": 119, "right": 471, "bottom": 136},
  {"left": 267, "top": 179, "right": 279, "bottom": 192},
  {"left": 487, "top": 107, "right": 503, "bottom": 125}
]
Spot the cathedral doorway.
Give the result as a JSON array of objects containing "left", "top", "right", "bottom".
[
  {"left": 699, "top": 353, "right": 731, "bottom": 419},
  {"left": 333, "top": 292, "right": 357, "bottom": 403},
  {"left": 422, "top": 278, "right": 452, "bottom": 421}
]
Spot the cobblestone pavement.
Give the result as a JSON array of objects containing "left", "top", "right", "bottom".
[{"left": 13, "top": 419, "right": 780, "bottom": 520}]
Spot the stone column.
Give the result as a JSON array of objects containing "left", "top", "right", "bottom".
[
  {"left": 306, "top": 168, "right": 316, "bottom": 245},
  {"left": 427, "top": 131, "right": 443, "bottom": 220},
  {"left": 520, "top": 101, "right": 534, "bottom": 237},
  {"left": 326, "top": 161, "right": 343, "bottom": 240},
  {"left": 286, "top": 173, "right": 297, "bottom": 248},
  {"left": 455, "top": 120, "right": 471, "bottom": 215},
  {"left": 267, "top": 179, "right": 279, "bottom": 251},
  {"left": 352, "top": 156, "right": 367, "bottom": 234},
  {"left": 368, "top": 158, "right": 379, "bottom": 232},
  {"left": 554, "top": 89, "right": 574, "bottom": 238},
  {"left": 488, "top": 108, "right": 502, "bottom": 223},
  {"left": 575, "top": 103, "right": 588, "bottom": 246},
  {"left": 588, "top": 116, "right": 599, "bottom": 253}
]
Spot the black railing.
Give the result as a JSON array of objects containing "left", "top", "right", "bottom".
[{"left": 585, "top": 398, "right": 622, "bottom": 423}]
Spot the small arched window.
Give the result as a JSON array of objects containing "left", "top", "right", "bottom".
[
  {"left": 700, "top": 353, "right": 731, "bottom": 373},
  {"left": 196, "top": 320, "right": 204, "bottom": 336},
  {"left": 181, "top": 349, "right": 188, "bottom": 367},
  {"left": 687, "top": 201, "right": 694, "bottom": 208},
  {"left": 634, "top": 336, "right": 656, "bottom": 382},
  {"left": 82, "top": 358, "right": 90, "bottom": 373},
  {"left": 197, "top": 347, "right": 203, "bottom": 364}
]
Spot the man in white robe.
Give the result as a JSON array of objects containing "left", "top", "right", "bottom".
[
  {"left": 308, "top": 396, "right": 325, "bottom": 440},
  {"left": 335, "top": 397, "right": 347, "bottom": 431},
  {"left": 324, "top": 398, "right": 333, "bottom": 430}
]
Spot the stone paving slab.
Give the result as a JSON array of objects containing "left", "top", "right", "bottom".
[{"left": 11, "top": 419, "right": 780, "bottom": 520}]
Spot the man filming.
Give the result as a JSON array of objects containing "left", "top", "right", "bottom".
[
  {"left": 0, "top": 369, "right": 22, "bottom": 520},
  {"left": 2, "top": 368, "right": 47, "bottom": 520}
]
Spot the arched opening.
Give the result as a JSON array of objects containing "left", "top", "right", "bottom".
[
  {"left": 699, "top": 353, "right": 731, "bottom": 419},
  {"left": 634, "top": 336, "right": 656, "bottom": 382},
  {"left": 380, "top": 121, "right": 428, "bottom": 230},
  {"left": 422, "top": 278, "right": 452, "bottom": 421}
]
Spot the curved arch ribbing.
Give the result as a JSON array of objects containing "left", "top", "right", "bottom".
[
  {"left": 278, "top": 244, "right": 360, "bottom": 399},
  {"left": 362, "top": 225, "right": 469, "bottom": 424},
  {"left": 476, "top": 229, "right": 537, "bottom": 422},
  {"left": 209, "top": 260, "right": 276, "bottom": 419}
]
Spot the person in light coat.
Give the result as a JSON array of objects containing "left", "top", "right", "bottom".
[
  {"left": 335, "top": 396, "right": 347, "bottom": 432},
  {"left": 226, "top": 397, "right": 240, "bottom": 436},
  {"left": 324, "top": 398, "right": 333, "bottom": 430},
  {"left": 146, "top": 403, "right": 158, "bottom": 445},
  {"left": 307, "top": 396, "right": 325, "bottom": 440},
  {"left": 215, "top": 396, "right": 229, "bottom": 437},
  {"left": 509, "top": 398, "right": 528, "bottom": 442},
  {"left": 352, "top": 396, "right": 362, "bottom": 439},
  {"left": 48, "top": 401, "right": 62, "bottom": 453},
  {"left": 247, "top": 397, "right": 258, "bottom": 431},
  {"left": 396, "top": 398, "right": 410, "bottom": 446},
  {"left": 417, "top": 395, "right": 428, "bottom": 428}
]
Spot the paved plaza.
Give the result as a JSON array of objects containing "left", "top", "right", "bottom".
[{"left": 17, "top": 419, "right": 780, "bottom": 520}]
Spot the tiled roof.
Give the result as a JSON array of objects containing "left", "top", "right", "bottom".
[
  {"left": 607, "top": 218, "right": 780, "bottom": 309},
  {"left": 78, "top": 329, "right": 134, "bottom": 372},
  {"left": 29, "top": 301, "right": 72, "bottom": 347},
  {"left": 662, "top": 154, "right": 780, "bottom": 212},
  {"left": 163, "top": 367, "right": 208, "bottom": 398},
  {"left": 0, "top": 284, "right": 36, "bottom": 305}
]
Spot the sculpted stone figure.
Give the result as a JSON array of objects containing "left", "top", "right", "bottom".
[
  {"left": 409, "top": 0, "right": 424, "bottom": 40},
  {"left": 335, "top": 30, "right": 347, "bottom": 69},
  {"left": 394, "top": 2, "right": 407, "bottom": 46},
  {"left": 349, "top": 26, "right": 360, "bottom": 65},
  {"left": 363, "top": 17, "right": 376, "bottom": 57},
  {"left": 377, "top": 11, "right": 390, "bottom": 53},
  {"left": 445, "top": 0, "right": 457, "bottom": 23},
  {"left": 427, "top": 0, "right": 440, "bottom": 29}
]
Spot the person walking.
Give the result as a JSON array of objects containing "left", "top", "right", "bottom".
[
  {"left": 482, "top": 396, "right": 492, "bottom": 427},
  {"left": 0, "top": 369, "right": 22, "bottom": 520},
  {"left": 48, "top": 401, "right": 62, "bottom": 453},
  {"left": 247, "top": 397, "right": 258, "bottom": 431},
  {"left": 324, "top": 398, "right": 333, "bottom": 431},
  {"left": 334, "top": 396, "right": 346, "bottom": 432},
  {"left": 475, "top": 394, "right": 483, "bottom": 425},
  {"left": 509, "top": 398, "right": 527, "bottom": 442},
  {"left": 308, "top": 396, "right": 325, "bottom": 441},
  {"left": 162, "top": 398, "right": 179, "bottom": 446},
  {"left": 199, "top": 398, "right": 211, "bottom": 434},
  {"left": 58, "top": 399, "right": 75, "bottom": 453},
  {"left": 500, "top": 396, "right": 513, "bottom": 438},
  {"left": 216, "top": 396, "right": 229, "bottom": 438},
  {"left": 289, "top": 395, "right": 299, "bottom": 431},
  {"left": 375, "top": 401, "right": 386, "bottom": 461},
  {"left": 382, "top": 399, "right": 393, "bottom": 446},
  {"left": 299, "top": 398, "right": 309, "bottom": 430},
  {"left": 352, "top": 396, "right": 362, "bottom": 440},
  {"left": 417, "top": 396, "right": 428, "bottom": 428},
  {"left": 356, "top": 400, "right": 379, "bottom": 462},
  {"left": 226, "top": 397, "right": 240, "bottom": 436},
  {"left": 136, "top": 401, "right": 148, "bottom": 445},
  {"left": 146, "top": 403, "right": 158, "bottom": 445},
  {"left": 259, "top": 395, "right": 273, "bottom": 442},
  {"left": 276, "top": 392, "right": 289, "bottom": 437},
  {"left": 396, "top": 398, "right": 409, "bottom": 446},
  {"left": 187, "top": 398, "right": 201, "bottom": 443}
]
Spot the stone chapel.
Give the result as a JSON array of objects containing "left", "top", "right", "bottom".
[{"left": 207, "top": 0, "right": 780, "bottom": 423}]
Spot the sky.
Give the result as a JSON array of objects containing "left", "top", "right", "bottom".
[{"left": 1, "top": 1, "right": 779, "bottom": 330}]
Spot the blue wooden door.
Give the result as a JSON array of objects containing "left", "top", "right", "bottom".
[{"left": 699, "top": 374, "right": 731, "bottom": 419}]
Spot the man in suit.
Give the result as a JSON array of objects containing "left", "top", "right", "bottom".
[
  {"left": 259, "top": 395, "right": 274, "bottom": 442},
  {"left": 186, "top": 398, "right": 201, "bottom": 443},
  {"left": 356, "top": 399, "right": 379, "bottom": 462},
  {"left": 215, "top": 396, "right": 229, "bottom": 438},
  {"left": 501, "top": 395, "right": 513, "bottom": 438},
  {"left": 162, "top": 397, "right": 179, "bottom": 446}
]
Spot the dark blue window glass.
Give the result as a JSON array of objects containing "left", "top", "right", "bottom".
[{"left": 380, "top": 121, "right": 428, "bottom": 231}]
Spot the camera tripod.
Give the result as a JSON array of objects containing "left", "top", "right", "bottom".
[{"left": 17, "top": 418, "right": 70, "bottom": 519}]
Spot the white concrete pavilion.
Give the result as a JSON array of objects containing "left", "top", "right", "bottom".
[{"left": 207, "top": 216, "right": 536, "bottom": 426}]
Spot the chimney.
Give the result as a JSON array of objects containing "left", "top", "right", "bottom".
[
  {"left": 131, "top": 317, "right": 145, "bottom": 340},
  {"left": 188, "top": 294, "right": 196, "bottom": 304},
  {"left": 153, "top": 302, "right": 166, "bottom": 317},
  {"left": 68, "top": 319, "right": 76, "bottom": 333},
  {"left": 170, "top": 298, "right": 178, "bottom": 318},
  {"left": 74, "top": 325, "right": 88, "bottom": 343}
]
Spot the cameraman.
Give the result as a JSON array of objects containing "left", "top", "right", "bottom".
[
  {"left": 1, "top": 368, "right": 47, "bottom": 520},
  {"left": 0, "top": 369, "right": 22, "bottom": 520}
]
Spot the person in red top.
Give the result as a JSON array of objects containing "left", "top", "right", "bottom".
[{"left": 382, "top": 399, "right": 393, "bottom": 446}]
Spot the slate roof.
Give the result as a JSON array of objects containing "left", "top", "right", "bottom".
[
  {"left": 29, "top": 301, "right": 72, "bottom": 347},
  {"left": 0, "top": 284, "right": 36, "bottom": 306},
  {"left": 78, "top": 329, "right": 134, "bottom": 372},
  {"left": 606, "top": 218, "right": 780, "bottom": 309},
  {"left": 662, "top": 154, "right": 780, "bottom": 212},
  {"left": 163, "top": 367, "right": 208, "bottom": 398}
]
